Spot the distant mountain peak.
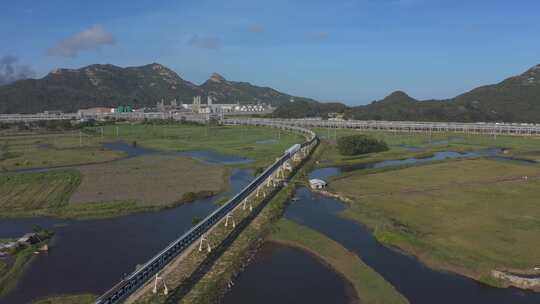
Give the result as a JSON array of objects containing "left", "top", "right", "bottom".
[
  {"left": 209, "top": 73, "right": 227, "bottom": 83},
  {"left": 514, "top": 64, "right": 540, "bottom": 84},
  {"left": 388, "top": 90, "right": 410, "bottom": 98},
  {"left": 521, "top": 64, "right": 540, "bottom": 74},
  {"left": 383, "top": 90, "right": 416, "bottom": 102},
  {"left": 149, "top": 62, "right": 166, "bottom": 70}
]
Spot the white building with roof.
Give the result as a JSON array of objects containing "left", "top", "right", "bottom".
[{"left": 309, "top": 179, "right": 327, "bottom": 190}]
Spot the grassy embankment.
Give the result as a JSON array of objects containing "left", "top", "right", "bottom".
[
  {"left": 0, "top": 132, "right": 124, "bottom": 172},
  {"left": 270, "top": 219, "right": 408, "bottom": 304},
  {"left": 329, "top": 158, "right": 540, "bottom": 286}
]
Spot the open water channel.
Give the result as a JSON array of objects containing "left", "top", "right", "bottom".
[{"left": 222, "top": 150, "right": 540, "bottom": 304}]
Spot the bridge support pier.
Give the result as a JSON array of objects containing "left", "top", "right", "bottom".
[
  {"left": 152, "top": 274, "right": 168, "bottom": 295},
  {"left": 199, "top": 234, "right": 211, "bottom": 253},
  {"left": 225, "top": 213, "right": 236, "bottom": 228}
]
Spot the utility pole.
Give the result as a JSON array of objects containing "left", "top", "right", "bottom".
[{"left": 79, "top": 131, "right": 82, "bottom": 147}]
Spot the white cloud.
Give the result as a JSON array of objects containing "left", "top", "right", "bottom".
[
  {"left": 188, "top": 34, "right": 221, "bottom": 50},
  {"left": 47, "top": 25, "right": 116, "bottom": 57}
]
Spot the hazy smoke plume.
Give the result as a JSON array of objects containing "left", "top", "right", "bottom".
[{"left": 0, "top": 55, "right": 36, "bottom": 85}]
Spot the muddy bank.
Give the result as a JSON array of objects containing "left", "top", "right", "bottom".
[{"left": 492, "top": 270, "right": 540, "bottom": 291}]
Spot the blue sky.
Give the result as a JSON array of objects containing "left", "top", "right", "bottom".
[{"left": 1, "top": 0, "right": 539, "bottom": 105}]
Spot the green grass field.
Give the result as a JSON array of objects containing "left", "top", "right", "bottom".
[
  {"left": 94, "top": 123, "right": 304, "bottom": 168},
  {"left": 329, "top": 158, "right": 540, "bottom": 283},
  {"left": 313, "top": 128, "right": 540, "bottom": 167},
  {"left": 270, "top": 219, "right": 408, "bottom": 304},
  {"left": 0, "top": 123, "right": 304, "bottom": 171},
  {"left": 0, "top": 170, "right": 80, "bottom": 216},
  {"left": 0, "top": 133, "right": 124, "bottom": 171},
  {"left": 0, "top": 163, "right": 223, "bottom": 219},
  {"left": 314, "top": 128, "right": 540, "bottom": 149},
  {"left": 0, "top": 123, "right": 305, "bottom": 219}
]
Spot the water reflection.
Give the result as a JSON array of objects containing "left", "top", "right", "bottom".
[{"left": 221, "top": 242, "right": 355, "bottom": 304}]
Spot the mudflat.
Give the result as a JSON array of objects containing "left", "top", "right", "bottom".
[{"left": 70, "top": 155, "right": 227, "bottom": 206}]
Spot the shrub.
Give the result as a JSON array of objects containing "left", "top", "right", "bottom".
[{"left": 337, "top": 134, "right": 389, "bottom": 156}]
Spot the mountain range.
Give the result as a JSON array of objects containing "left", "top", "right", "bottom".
[
  {"left": 0, "top": 63, "right": 317, "bottom": 114},
  {"left": 1, "top": 62, "right": 539, "bottom": 122},
  {"left": 344, "top": 64, "right": 540, "bottom": 122}
]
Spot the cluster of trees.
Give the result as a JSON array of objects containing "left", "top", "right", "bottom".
[
  {"left": 337, "top": 134, "right": 389, "bottom": 156},
  {"left": 271, "top": 100, "right": 348, "bottom": 119}
]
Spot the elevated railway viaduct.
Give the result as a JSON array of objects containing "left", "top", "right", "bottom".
[{"left": 94, "top": 120, "right": 318, "bottom": 304}]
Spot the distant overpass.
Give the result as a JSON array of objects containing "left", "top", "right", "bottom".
[
  {"left": 231, "top": 118, "right": 540, "bottom": 136},
  {"left": 2, "top": 111, "right": 540, "bottom": 136}
]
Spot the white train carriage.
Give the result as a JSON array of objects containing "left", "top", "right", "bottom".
[{"left": 285, "top": 144, "right": 301, "bottom": 156}]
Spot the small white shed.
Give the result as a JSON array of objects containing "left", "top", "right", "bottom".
[{"left": 309, "top": 179, "right": 327, "bottom": 190}]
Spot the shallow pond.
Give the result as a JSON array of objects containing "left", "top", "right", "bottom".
[
  {"left": 339, "top": 149, "right": 500, "bottom": 172},
  {"left": 309, "top": 148, "right": 537, "bottom": 180},
  {"left": 220, "top": 242, "right": 356, "bottom": 304}
]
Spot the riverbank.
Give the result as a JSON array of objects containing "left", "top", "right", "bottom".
[
  {"left": 0, "top": 231, "right": 53, "bottom": 297},
  {"left": 269, "top": 219, "right": 408, "bottom": 304},
  {"left": 328, "top": 158, "right": 540, "bottom": 290}
]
